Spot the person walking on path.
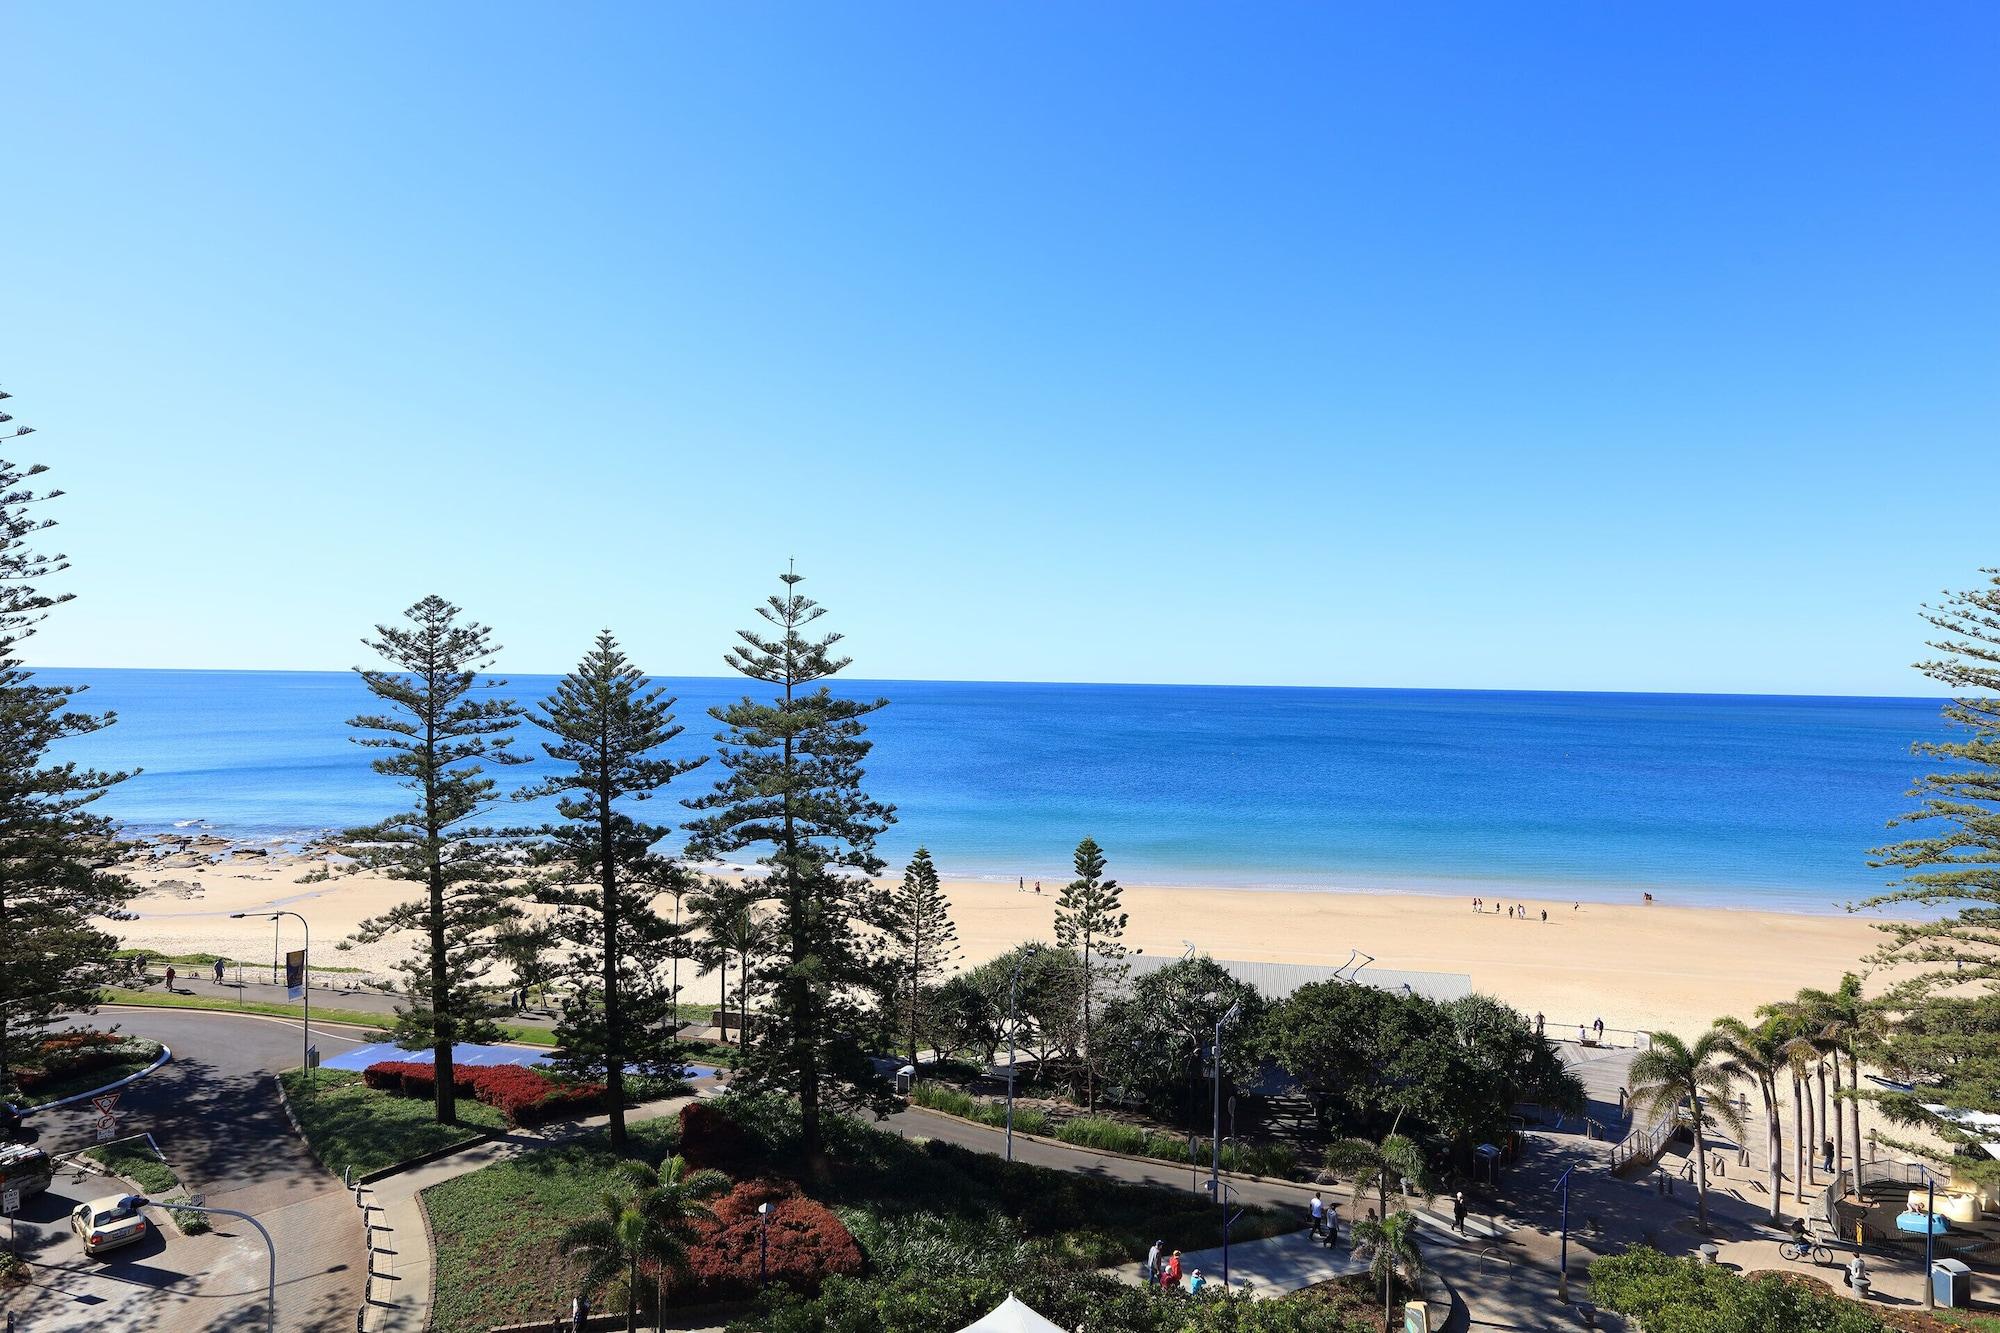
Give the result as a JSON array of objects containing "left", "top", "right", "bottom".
[
  {"left": 1161, "top": 1251, "right": 1183, "bottom": 1293},
  {"left": 570, "top": 1294, "right": 588, "bottom": 1333},
  {"left": 212, "top": 958, "right": 224, "bottom": 983},
  {"left": 1822, "top": 1137, "right": 1835, "bottom": 1173},
  {"left": 1309, "top": 1191, "right": 1326, "bottom": 1237},
  {"left": 164, "top": 964, "right": 176, "bottom": 993},
  {"left": 1452, "top": 1190, "right": 1467, "bottom": 1233},
  {"left": 1593, "top": 1017, "right": 1605, "bottom": 1042},
  {"left": 1535, "top": 1012, "right": 1545, "bottom": 1036},
  {"left": 1145, "top": 1239, "right": 1162, "bottom": 1284}
]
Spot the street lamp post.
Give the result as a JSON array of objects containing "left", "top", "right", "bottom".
[
  {"left": 124, "top": 1194, "right": 276, "bottom": 1332},
  {"left": 1210, "top": 1001, "right": 1241, "bottom": 1203},
  {"left": 1004, "top": 945, "right": 1041, "bottom": 1162},
  {"left": 757, "top": 1201, "right": 772, "bottom": 1289},
  {"left": 232, "top": 910, "right": 310, "bottom": 1089},
  {"left": 1925, "top": 1171, "right": 1937, "bottom": 1311},
  {"left": 1556, "top": 1163, "right": 1577, "bottom": 1303}
]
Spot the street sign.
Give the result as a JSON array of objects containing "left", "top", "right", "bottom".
[
  {"left": 91, "top": 1093, "right": 121, "bottom": 1119},
  {"left": 2, "top": 1187, "right": 20, "bottom": 1215},
  {"left": 306, "top": 1044, "right": 320, "bottom": 1070},
  {"left": 286, "top": 948, "right": 306, "bottom": 1001},
  {"left": 95, "top": 1123, "right": 116, "bottom": 1143}
]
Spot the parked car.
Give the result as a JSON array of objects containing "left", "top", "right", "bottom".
[
  {"left": 71, "top": 1194, "right": 151, "bottom": 1257},
  {"left": 0, "top": 1143, "right": 52, "bottom": 1200}
]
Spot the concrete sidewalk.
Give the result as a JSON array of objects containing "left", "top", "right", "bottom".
[{"left": 1110, "top": 1227, "right": 1368, "bottom": 1296}]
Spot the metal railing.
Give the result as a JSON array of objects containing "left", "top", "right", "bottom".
[
  {"left": 1543, "top": 1021, "right": 1653, "bottom": 1050},
  {"left": 1610, "top": 1110, "right": 1682, "bottom": 1173}
]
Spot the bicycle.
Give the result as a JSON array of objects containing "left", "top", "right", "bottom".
[{"left": 1778, "top": 1235, "right": 1832, "bottom": 1265}]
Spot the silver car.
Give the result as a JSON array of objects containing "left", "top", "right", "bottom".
[{"left": 71, "top": 1194, "right": 152, "bottom": 1258}]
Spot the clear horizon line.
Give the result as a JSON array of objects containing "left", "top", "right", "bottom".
[{"left": 17, "top": 660, "right": 1952, "bottom": 704}]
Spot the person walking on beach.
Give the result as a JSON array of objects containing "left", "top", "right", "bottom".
[
  {"left": 1452, "top": 1190, "right": 1467, "bottom": 1233},
  {"left": 1593, "top": 1017, "right": 1605, "bottom": 1042},
  {"left": 1540, "top": 909, "right": 1547, "bottom": 922}
]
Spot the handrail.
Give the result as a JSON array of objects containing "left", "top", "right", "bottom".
[{"left": 1610, "top": 1109, "right": 1683, "bottom": 1172}]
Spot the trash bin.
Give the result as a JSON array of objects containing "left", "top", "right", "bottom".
[
  {"left": 1698, "top": 1243, "right": 1720, "bottom": 1266},
  {"left": 895, "top": 1065, "right": 915, "bottom": 1096},
  {"left": 1932, "top": 1259, "right": 1970, "bottom": 1309}
]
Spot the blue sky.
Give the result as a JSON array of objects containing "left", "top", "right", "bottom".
[{"left": 4, "top": 4, "right": 1993, "bottom": 694}]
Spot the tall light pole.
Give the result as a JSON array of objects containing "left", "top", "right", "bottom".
[
  {"left": 1004, "top": 944, "right": 1042, "bottom": 1162},
  {"left": 123, "top": 1194, "right": 276, "bottom": 1332},
  {"left": 1556, "top": 1162, "right": 1577, "bottom": 1302},
  {"left": 232, "top": 910, "right": 310, "bottom": 1087},
  {"left": 1925, "top": 1169, "right": 1937, "bottom": 1311},
  {"left": 1210, "top": 1001, "right": 1241, "bottom": 1203}
]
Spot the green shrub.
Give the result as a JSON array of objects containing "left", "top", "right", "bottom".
[
  {"left": 1588, "top": 1247, "right": 1887, "bottom": 1333},
  {"left": 909, "top": 1081, "right": 1050, "bottom": 1136}
]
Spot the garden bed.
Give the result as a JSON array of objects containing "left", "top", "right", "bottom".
[
  {"left": 11, "top": 1032, "right": 165, "bottom": 1107},
  {"left": 909, "top": 1080, "right": 1301, "bottom": 1178},
  {"left": 424, "top": 1118, "right": 683, "bottom": 1333},
  {"left": 84, "top": 1140, "right": 209, "bottom": 1235}
]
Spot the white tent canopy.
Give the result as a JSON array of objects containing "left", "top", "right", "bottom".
[{"left": 955, "top": 1294, "right": 1068, "bottom": 1333}]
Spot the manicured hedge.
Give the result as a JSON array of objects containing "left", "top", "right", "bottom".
[{"left": 361, "top": 1060, "right": 606, "bottom": 1128}]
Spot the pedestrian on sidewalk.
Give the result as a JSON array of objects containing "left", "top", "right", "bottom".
[
  {"left": 570, "top": 1293, "right": 588, "bottom": 1332},
  {"left": 1145, "top": 1238, "right": 1162, "bottom": 1284},
  {"left": 1452, "top": 1190, "right": 1467, "bottom": 1233},
  {"left": 213, "top": 959, "right": 224, "bottom": 983},
  {"left": 1309, "top": 1190, "right": 1326, "bottom": 1237},
  {"left": 1161, "top": 1250, "right": 1182, "bottom": 1293},
  {"left": 1822, "top": 1138, "right": 1834, "bottom": 1173},
  {"left": 164, "top": 965, "right": 176, "bottom": 993}
]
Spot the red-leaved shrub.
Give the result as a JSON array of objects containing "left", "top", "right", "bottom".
[
  {"left": 677, "top": 1101, "right": 758, "bottom": 1173},
  {"left": 671, "top": 1179, "right": 863, "bottom": 1301},
  {"left": 358, "top": 1059, "right": 605, "bottom": 1127}
]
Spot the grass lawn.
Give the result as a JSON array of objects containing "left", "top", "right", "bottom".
[
  {"left": 424, "top": 1118, "right": 681, "bottom": 1333},
  {"left": 13, "top": 1040, "right": 164, "bottom": 1108},
  {"left": 100, "top": 989, "right": 557, "bottom": 1047},
  {"left": 279, "top": 1069, "right": 506, "bottom": 1179}
]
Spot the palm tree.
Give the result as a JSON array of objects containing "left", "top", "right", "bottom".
[
  {"left": 1626, "top": 1028, "right": 1747, "bottom": 1228},
  {"left": 560, "top": 1155, "right": 730, "bottom": 1331},
  {"left": 1712, "top": 1015, "right": 1788, "bottom": 1223},
  {"left": 1794, "top": 975, "right": 1881, "bottom": 1185},
  {"left": 687, "top": 885, "right": 757, "bottom": 1045},
  {"left": 1351, "top": 1209, "right": 1425, "bottom": 1330},
  {"left": 1325, "top": 1128, "right": 1433, "bottom": 1225}
]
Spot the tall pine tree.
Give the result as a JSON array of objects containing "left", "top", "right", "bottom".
[
  {"left": 0, "top": 400, "right": 138, "bottom": 1100},
  {"left": 344, "top": 596, "right": 528, "bottom": 1125},
  {"left": 683, "top": 568, "right": 895, "bottom": 1164},
  {"left": 1053, "top": 835, "right": 1127, "bottom": 1112},
  {"left": 1866, "top": 568, "right": 2000, "bottom": 1178},
  {"left": 887, "top": 847, "right": 958, "bottom": 1069},
  {"left": 524, "top": 631, "right": 703, "bottom": 1148}
]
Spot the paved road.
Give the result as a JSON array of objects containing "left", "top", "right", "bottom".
[{"left": 2, "top": 1007, "right": 370, "bottom": 1332}]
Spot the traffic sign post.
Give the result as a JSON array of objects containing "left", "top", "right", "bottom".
[{"left": 4, "top": 1184, "right": 20, "bottom": 1255}]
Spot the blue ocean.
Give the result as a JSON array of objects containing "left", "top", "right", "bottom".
[{"left": 39, "top": 669, "right": 1950, "bottom": 913}]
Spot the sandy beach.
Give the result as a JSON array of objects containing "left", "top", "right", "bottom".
[{"left": 110, "top": 847, "right": 1901, "bottom": 1040}]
